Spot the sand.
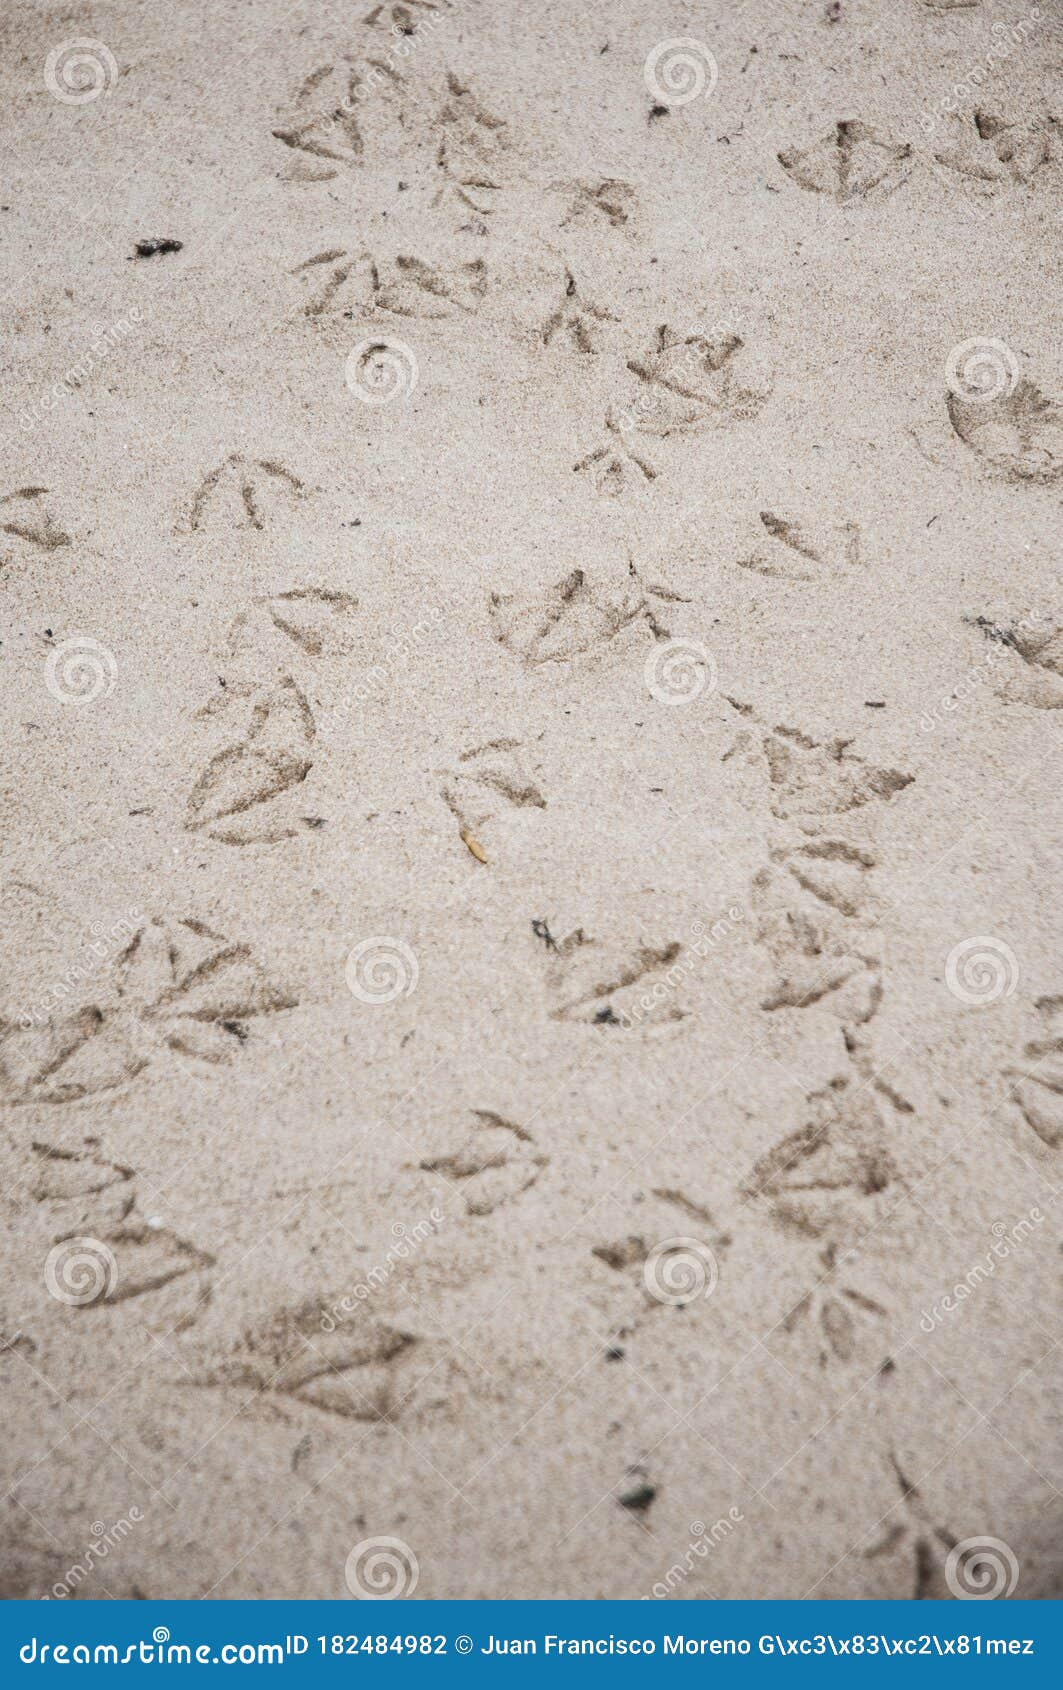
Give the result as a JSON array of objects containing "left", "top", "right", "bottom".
[{"left": 1, "top": 0, "right": 1061, "bottom": 1602}]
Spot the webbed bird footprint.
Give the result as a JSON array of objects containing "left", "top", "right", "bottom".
[
  {"left": 226, "top": 587, "right": 359, "bottom": 660},
  {"left": 761, "top": 725, "right": 913, "bottom": 821},
  {"left": 782, "top": 1244, "right": 888, "bottom": 1367},
  {"left": 540, "top": 269, "right": 617, "bottom": 354},
  {"left": 186, "top": 676, "right": 316, "bottom": 845},
  {"left": 932, "top": 110, "right": 1057, "bottom": 192},
  {"left": 439, "top": 740, "right": 546, "bottom": 858},
  {"left": 79, "top": 1222, "right": 215, "bottom": 1308},
  {"left": 272, "top": 55, "right": 406, "bottom": 177},
  {"left": 778, "top": 120, "right": 913, "bottom": 202},
  {"left": 420, "top": 1111, "right": 547, "bottom": 1215},
  {"left": 1, "top": 487, "right": 70, "bottom": 552},
  {"left": 489, "top": 567, "right": 669, "bottom": 665},
  {"left": 741, "top": 1082, "right": 898, "bottom": 1243},
  {"left": 738, "top": 512, "right": 860, "bottom": 582},
  {"left": 947, "top": 377, "right": 1063, "bottom": 485},
  {"left": 28, "top": 1138, "right": 135, "bottom": 1230},
  {"left": 545, "top": 929, "right": 684, "bottom": 1028},
  {"left": 187, "top": 456, "right": 305, "bottom": 532},
  {"left": 625, "top": 325, "right": 773, "bottom": 433},
  {"left": 559, "top": 178, "right": 638, "bottom": 229},
  {"left": 433, "top": 74, "right": 511, "bottom": 221},
  {"left": 193, "top": 1300, "right": 418, "bottom": 1420}
]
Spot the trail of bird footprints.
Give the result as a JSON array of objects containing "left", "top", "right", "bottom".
[
  {"left": 0, "top": 917, "right": 295, "bottom": 1105},
  {"left": 296, "top": 250, "right": 488, "bottom": 320},
  {"left": 778, "top": 110, "right": 1058, "bottom": 204},
  {"left": 9, "top": 13, "right": 1059, "bottom": 1568}
]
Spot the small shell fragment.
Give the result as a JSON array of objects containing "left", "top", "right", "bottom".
[{"left": 459, "top": 828, "right": 488, "bottom": 864}]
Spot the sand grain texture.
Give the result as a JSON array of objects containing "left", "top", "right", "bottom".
[{"left": 0, "top": 0, "right": 1061, "bottom": 1601}]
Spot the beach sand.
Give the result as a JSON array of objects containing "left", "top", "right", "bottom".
[{"left": 1, "top": 0, "right": 1061, "bottom": 1600}]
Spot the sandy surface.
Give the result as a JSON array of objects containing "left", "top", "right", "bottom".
[{"left": 1, "top": 0, "right": 1061, "bottom": 1601}]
